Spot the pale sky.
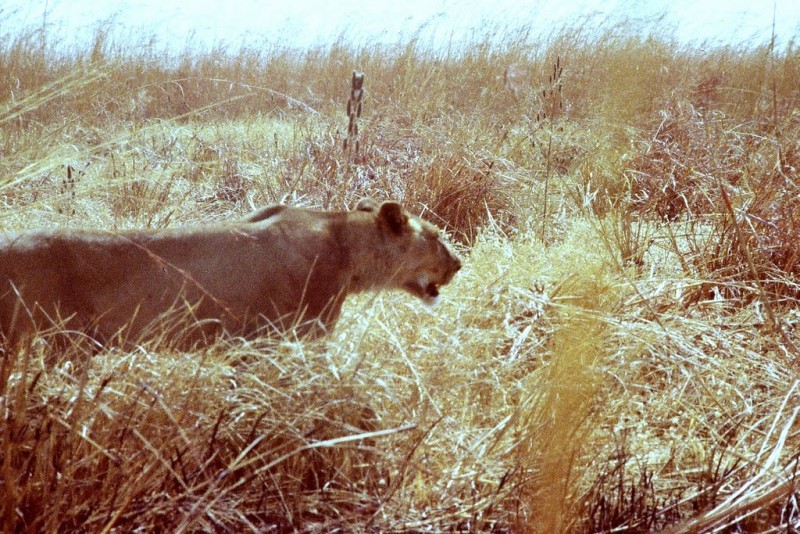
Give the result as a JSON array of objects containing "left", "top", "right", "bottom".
[{"left": 2, "top": 0, "right": 798, "bottom": 50}]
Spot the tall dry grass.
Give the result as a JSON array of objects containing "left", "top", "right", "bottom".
[{"left": 2, "top": 11, "right": 800, "bottom": 532}]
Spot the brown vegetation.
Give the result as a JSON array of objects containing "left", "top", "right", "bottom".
[{"left": 1, "top": 12, "right": 799, "bottom": 532}]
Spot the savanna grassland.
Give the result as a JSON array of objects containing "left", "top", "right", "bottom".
[{"left": 2, "top": 12, "right": 800, "bottom": 532}]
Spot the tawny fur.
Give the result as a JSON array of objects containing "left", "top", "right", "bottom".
[{"left": 0, "top": 201, "right": 461, "bottom": 347}]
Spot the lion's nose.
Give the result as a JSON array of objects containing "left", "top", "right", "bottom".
[{"left": 451, "top": 256, "right": 462, "bottom": 275}]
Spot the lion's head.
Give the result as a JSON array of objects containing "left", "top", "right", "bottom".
[{"left": 356, "top": 199, "right": 462, "bottom": 305}]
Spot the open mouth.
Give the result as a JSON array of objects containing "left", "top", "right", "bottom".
[
  {"left": 404, "top": 278, "right": 441, "bottom": 304},
  {"left": 424, "top": 282, "right": 440, "bottom": 299}
]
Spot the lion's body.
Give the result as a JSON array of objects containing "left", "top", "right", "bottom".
[{"left": 0, "top": 201, "right": 461, "bottom": 347}]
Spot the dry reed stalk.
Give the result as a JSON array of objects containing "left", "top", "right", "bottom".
[
  {"left": 344, "top": 70, "right": 364, "bottom": 156},
  {"left": 539, "top": 56, "right": 564, "bottom": 122}
]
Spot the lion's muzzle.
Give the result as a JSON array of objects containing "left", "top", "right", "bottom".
[{"left": 412, "top": 251, "right": 461, "bottom": 305}]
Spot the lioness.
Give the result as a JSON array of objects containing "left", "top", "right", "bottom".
[{"left": 0, "top": 199, "right": 461, "bottom": 348}]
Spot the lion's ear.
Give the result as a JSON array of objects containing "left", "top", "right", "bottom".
[
  {"left": 378, "top": 202, "right": 408, "bottom": 234},
  {"left": 355, "top": 198, "right": 378, "bottom": 212}
]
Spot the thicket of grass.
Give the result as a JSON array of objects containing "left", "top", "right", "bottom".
[{"left": 2, "top": 11, "right": 800, "bottom": 532}]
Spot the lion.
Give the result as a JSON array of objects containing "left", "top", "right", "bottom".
[{"left": 0, "top": 199, "right": 462, "bottom": 349}]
